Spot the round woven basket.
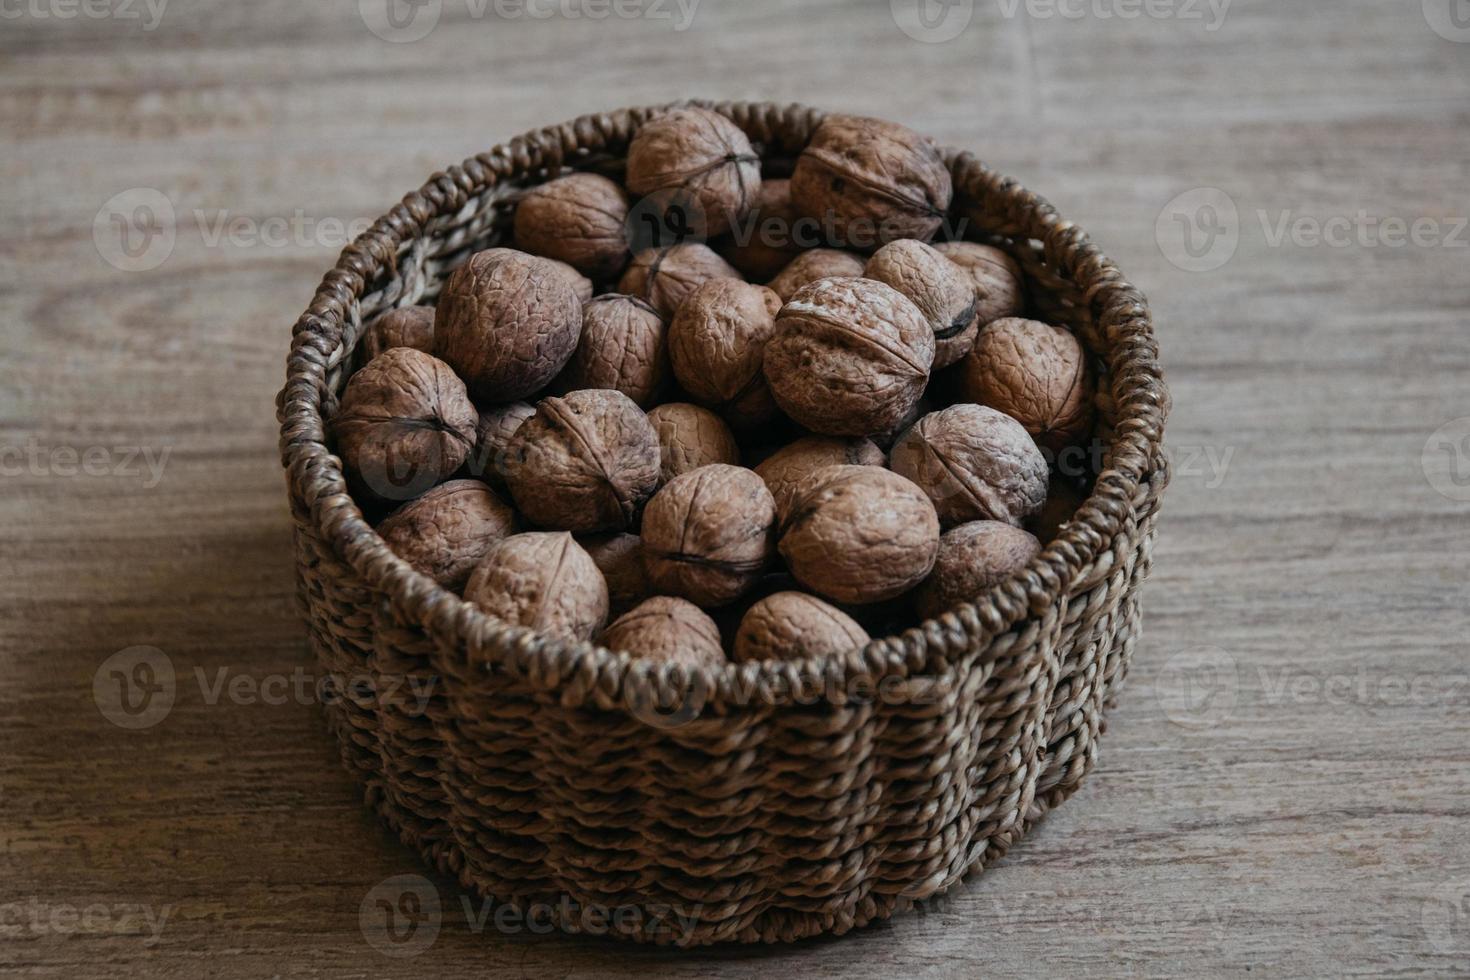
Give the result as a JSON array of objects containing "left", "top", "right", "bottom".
[{"left": 277, "top": 100, "right": 1170, "bottom": 946}]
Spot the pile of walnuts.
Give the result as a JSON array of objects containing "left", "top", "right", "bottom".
[{"left": 336, "top": 107, "right": 1098, "bottom": 667}]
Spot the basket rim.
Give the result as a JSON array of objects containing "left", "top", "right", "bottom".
[{"left": 277, "top": 99, "right": 1169, "bottom": 709}]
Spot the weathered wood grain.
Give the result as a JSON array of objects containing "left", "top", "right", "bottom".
[{"left": 3, "top": 0, "right": 1468, "bottom": 975}]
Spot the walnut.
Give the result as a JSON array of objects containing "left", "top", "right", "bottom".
[
  {"left": 376, "top": 480, "right": 518, "bottom": 592},
  {"left": 717, "top": 178, "right": 806, "bottom": 281},
  {"left": 647, "top": 402, "right": 739, "bottom": 483},
  {"left": 617, "top": 243, "right": 742, "bottom": 320},
  {"left": 915, "top": 521, "right": 1041, "bottom": 620},
  {"left": 464, "top": 532, "right": 608, "bottom": 642},
  {"left": 464, "top": 401, "right": 535, "bottom": 486},
  {"left": 730, "top": 591, "right": 869, "bottom": 663},
  {"left": 500, "top": 389, "right": 660, "bottom": 533},
  {"left": 557, "top": 294, "right": 668, "bottom": 408},
  {"left": 933, "top": 241, "right": 1025, "bottom": 327},
  {"left": 1027, "top": 476, "right": 1087, "bottom": 544},
  {"left": 362, "top": 305, "right": 435, "bottom": 362},
  {"left": 864, "top": 239, "right": 978, "bottom": 369},
  {"left": 960, "top": 317, "right": 1094, "bottom": 453},
  {"left": 476, "top": 246, "right": 594, "bottom": 303},
  {"left": 789, "top": 114, "right": 953, "bottom": 249},
  {"left": 600, "top": 595, "right": 726, "bottom": 666},
  {"left": 667, "top": 278, "right": 783, "bottom": 427},
  {"left": 334, "top": 347, "right": 477, "bottom": 502},
  {"left": 434, "top": 248, "right": 583, "bottom": 401},
  {"left": 625, "top": 106, "right": 760, "bottom": 240},
  {"left": 578, "top": 532, "right": 649, "bottom": 615},
  {"left": 763, "top": 277, "right": 935, "bottom": 437},
  {"left": 888, "top": 404, "right": 1048, "bottom": 527},
  {"left": 642, "top": 464, "right": 776, "bottom": 607},
  {"left": 777, "top": 465, "right": 940, "bottom": 604},
  {"left": 513, "top": 172, "right": 631, "bottom": 281},
  {"left": 753, "top": 435, "right": 885, "bottom": 520},
  {"left": 766, "top": 248, "right": 865, "bottom": 302}
]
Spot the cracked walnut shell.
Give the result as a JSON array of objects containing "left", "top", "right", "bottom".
[
  {"left": 600, "top": 595, "right": 725, "bottom": 666},
  {"left": 434, "top": 248, "right": 583, "bottom": 402},
  {"left": 888, "top": 404, "right": 1048, "bottom": 527},
  {"left": 864, "top": 239, "right": 978, "bottom": 370},
  {"left": 731, "top": 591, "right": 869, "bottom": 663},
  {"left": 626, "top": 106, "right": 761, "bottom": 240},
  {"left": 377, "top": 479, "right": 518, "bottom": 592},
  {"left": 513, "top": 172, "right": 631, "bottom": 281},
  {"left": 777, "top": 464, "right": 940, "bottom": 604},
  {"left": 668, "top": 278, "right": 783, "bottom": 427},
  {"left": 763, "top": 277, "right": 935, "bottom": 437},
  {"left": 790, "top": 114, "right": 953, "bottom": 249},
  {"left": 501, "top": 388, "right": 660, "bottom": 533},
  {"left": 642, "top": 464, "right": 776, "bottom": 607},
  {"left": 960, "top": 317, "right": 1094, "bottom": 454},
  {"left": 647, "top": 402, "right": 739, "bottom": 483},
  {"left": 916, "top": 521, "right": 1042, "bottom": 620},
  {"left": 464, "top": 532, "right": 609, "bottom": 642},
  {"left": 334, "top": 347, "right": 477, "bottom": 502},
  {"left": 557, "top": 294, "right": 668, "bottom": 408}
]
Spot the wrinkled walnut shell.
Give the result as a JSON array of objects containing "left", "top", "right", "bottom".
[
  {"left": 464, "top": 532, "right": 608, "bottom": 642},
  {"left": 778, "top": 464, "right": 940, "bottom": 604},
  {"left": 915, "top": 521, "right": 1041, "bottom": 620},
  {"left": 766, "top": 248, "right": 865, "bottom": 301},
  {"left": 513, "top": 172, "right": 631, "bottom": 281},
  {"left": 625, "top": 106, "right": 760, "bottom": 240},
  {"left": 933, "top": 241, "right": 1025, "bottom": 327},
  {"left": 647, "top": 402, "right": 740, "bottom": 483},
  {"left": 642, "top": 464, "right": 776, "bottom": 607},
  {"left": 376, "top": 479, "right": 518, "bottom": 592},
  {"left": 600, "top": 595, "right": 725, "bottom": 666},
  {"left": 789, "top": 114, "right": 953, "bottom": 249},
  {"left": 763, "top": 277, "right": 935, "bottom": 437},
  {"left": 578, "top": 532, "right": 649, "bottom": 616},
  {"left": 501, "top": 389, "right": 660, "bottom": 533},
  {"left": 668, "top": 278, "right": 783, "bottom": 427},
  {"left": 464, "top": 401, "right": 535, "bottom": 486},
  {"left": 334, "top": 347, "right": 477, "bottom": 502},
  {"left": 731, "top": 591, "right": 869, "bottom": 663},
  {"left": 617, "top": 243, "right": 742, "bottom": 320},
  {"left": 434, "top": 248, "right": 583, "bottom": 401},
  {"left": 960, "top": 317, "right": 1095, "bottom": 454},
  {"left": 753, "top": 435, "right": 885, "bottom": 521},
  {"left": 718, "top": 178, "right": 806, "bottom": 281},
  {"left": 557, "top": 294, "right": 668, "bottom": 408},
  {"left": 888, "top": 404, "right": 1048, "bottom": 527},
  {"left": 865, "top": 239, "right": 978, "bottom": 369},
  {"left": 363, "top": 305, "right": 436, "bottom": 362}
]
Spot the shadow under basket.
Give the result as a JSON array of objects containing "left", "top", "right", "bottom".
[{"left": 277, "top": 101, "right": 1170, "bottom": 946}]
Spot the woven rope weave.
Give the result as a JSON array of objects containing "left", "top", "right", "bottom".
[{"left": 277, "top": 101, "right": 1169, "bottom": 946}]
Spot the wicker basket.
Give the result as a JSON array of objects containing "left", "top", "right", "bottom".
[{"left": 277, "top": 101, "right": 1170, "bottom": 946}]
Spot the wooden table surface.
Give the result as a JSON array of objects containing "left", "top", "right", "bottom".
[{"left": 4, "top": 1, "right": 1468, "bottom": 976}]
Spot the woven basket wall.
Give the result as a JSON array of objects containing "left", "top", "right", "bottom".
[{"left": 276, "top": 101, "right": 1170, "bottom": 946}]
